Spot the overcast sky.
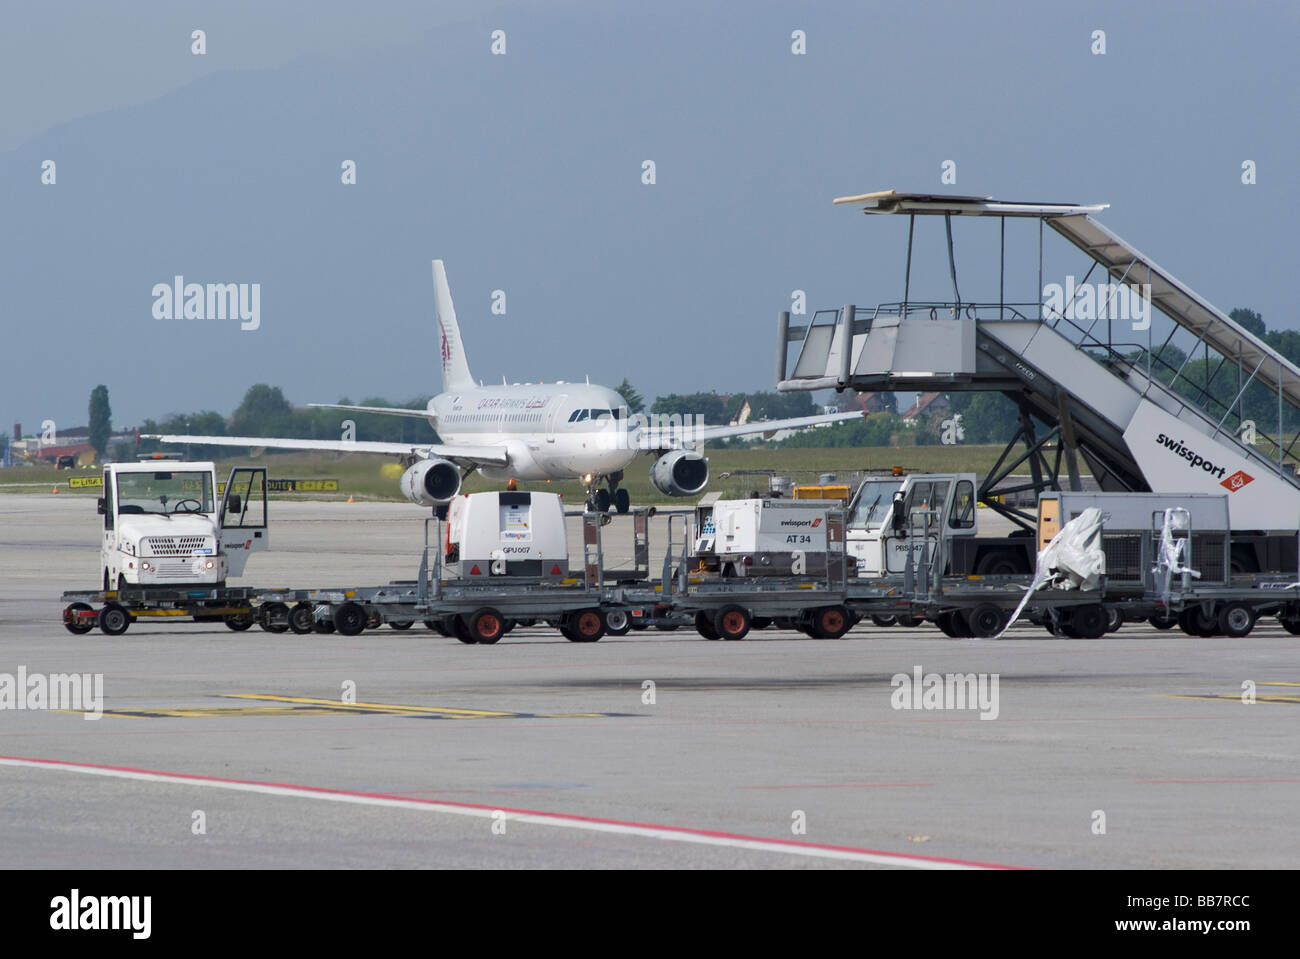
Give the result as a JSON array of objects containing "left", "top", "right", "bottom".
[{"left": 2, "top": 0, "right": 1296, "bottom": 431}]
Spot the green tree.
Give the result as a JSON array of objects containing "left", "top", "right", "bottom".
[
  {"left": 230, "top": 384, "right": 293, "bottom": 436},
  {"left": 772, "top": 413, "right": 899, "bottom": 448},
  {"left": 945, "top": 392, "right": 1020, "bottom": 444},
  {"left": 614, "top": 378, "right": 645, "bottom": 414},
  {"left": 88, "top": 385, "right": 112, "bottom": 456},
  {"left": 650, "top": 392, "right": 727, "bottom": 424},
  {"left": 1230, "top": 307, "right": 1265, "bottom": 338}
]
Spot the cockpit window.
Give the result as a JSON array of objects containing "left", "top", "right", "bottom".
[{"left": 568, "top": 409, "right": 616, "bottom": 423}]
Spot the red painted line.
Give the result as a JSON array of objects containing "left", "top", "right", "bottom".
[{"left": 0, "top": 752, "right": 1022, "bottom": 869}]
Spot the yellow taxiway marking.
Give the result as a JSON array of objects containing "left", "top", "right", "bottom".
[
  {"left": 1168, "top": 694, "right": 1300, "bottom": 705},
  {"left": 92, "top": 706, "right": 348, "bottom": 718},
  {"left": 1168, "top": 681, "right": 1300, "bottom": 706},
  {"left": 225, "top": 694, "right": 513, "bottom": 717},
  {"left": 86, "top": 694, "right": 634, "bottom": 720}
]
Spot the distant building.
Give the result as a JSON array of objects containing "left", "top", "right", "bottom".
[
  {"left": 900, "top": 392, "right": 950, "bottom": 422},
  {"left": 11, "top": 425, "right": 138, "bottom": 468}
]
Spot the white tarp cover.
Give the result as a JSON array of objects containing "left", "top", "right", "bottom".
[{"left": 993, "top": 507, "right": 1107, "bottom": 638}]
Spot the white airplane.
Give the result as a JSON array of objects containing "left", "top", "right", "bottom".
[{"left": 151, "top": 260, "right": 866, "bottom": 512}]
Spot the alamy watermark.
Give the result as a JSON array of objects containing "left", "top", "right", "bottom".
[
  {"left": 50, "top": 890, "right": 150, "bottom": 939},
  {"left": 890, "top": 665, "right": 999, "bottom": 720},
  {"left": 152, "top": 276, "right": 260, "bottom": 331},
  {"left": 0, "top": 666, "right": 103, "bottom": 719},
  {"left": 1043, "top": 275, "right": 1151, "bottom": 331}
]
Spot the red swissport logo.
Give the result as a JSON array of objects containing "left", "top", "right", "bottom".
[
  {"left": 1221, "top": 470, "right": 1254, "bottom": 492},
  {"left": 811, "top": 518, "right": 823, "bottom": 528}
]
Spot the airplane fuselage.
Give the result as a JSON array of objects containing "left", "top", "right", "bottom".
[{"left": 427, "top": 382, "right": 637, "bottom": 481}]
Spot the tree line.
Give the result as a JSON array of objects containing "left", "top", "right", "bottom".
[{"left": 125, "top": 303, "right": 1292, "bottom": 456}]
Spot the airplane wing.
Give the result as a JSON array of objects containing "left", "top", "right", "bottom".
[
  {"left": 636, "top": 409, "right": 868, "bottom": 450},
  {"left": 306, "top": 403, "right": 434, "bottom": 420},
  {"left": 143, "top": 434, "right": 510, "bottom": 467}
]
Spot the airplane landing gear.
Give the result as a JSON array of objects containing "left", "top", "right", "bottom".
[
  {"left": 584, "top": 471, "right": 630, "bottom": 514},
  {"left": 606, "top": 471, "right": 629, "bottom": 514}
]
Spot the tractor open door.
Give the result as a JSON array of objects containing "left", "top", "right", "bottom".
[{"left": 219, "top": 467, "right": 269, "bottom": 577}]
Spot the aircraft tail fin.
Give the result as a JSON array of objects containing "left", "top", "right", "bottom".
[{"left": 432, "top": 259, "right": 476, "bottom": 392}]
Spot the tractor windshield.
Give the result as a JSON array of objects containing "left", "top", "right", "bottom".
[
  {"left": 115, "top": 471, "right": 215, "bottom": 516},
  {"left": 847, "top": 480, "right": 902, "bottom": 532}
]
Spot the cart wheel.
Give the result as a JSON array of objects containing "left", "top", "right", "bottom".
[
  {"left": 1217, "top": 601, "right": 1256, "bottom": 638},
  {"left": 389, "top": 620, "right": 413, "bottom": 630},
  {"left": 602, "top": 608, "right": 632, "bottom": 636},
  {"left": 63, "top": 603, "right": 95, "bottom": 635},
  {"left": 1178, "top": 606, "right": 1218, "bottom": 637},
  {"left": 98, "top": 603, "right": 131, "bottom": 636},
  {"left": 1105, "top": 607, "right": 1124, "bottom": 633},
  {"left": 288, "top": 603, "right": 316, "bottom": 634},
  {"left": 452, "top": 617, "right": 478, "bottom": 643},
  {"left": 933, "top": 612, "right": 960, "bottom": 638},
  {"left": 259, "top": 602, "right": 290, "bottom": 633},
  {"left": 365, "top": 609, "right": 383, "bottom": 630},
  {"left": 514, "top": 618, "right": 537, "bottom": 629},
  {"left": 565, "top": 609, "right": 606, "bottom": 642},
  {"left": 713, "top": 604, "right": 752, "bottom": 641},
  {"left": 963, "top": 604, "right": 1007, "bottom": 639},
  {"left": 314, "top": 617, "right": 336, "bottom": 634},
  {"left": 1279, "top": 614, "right": 1300, "bottom": 636},
  {"left": 694, "top": 610, "right": 720, "bottom": 640},
  {"left": 467, "top": 608, "right": 506, "bottom": 645},
  {"left": 1148, "top": 612, "right": 1177, "bottom": 630},
  {"left": 949, "top": 610, "right": 975, "bottom": 638},
  {"left": 896, "top": 614, "right": 923, "bottom": 627},
  {"left": 1069, "top": 604, "right": 1108, "bottom": 639},
  {"left": 751, "top": 616, "right": 772, "bottom": 630},
  {"left": 224, "top": 611, "right": 255, "bottom": 631},
  {"left": 331, "top": 603, "right": 366, "bottom": 636},
  {"left": 811, "top": 605, "right": 851, "bottom": 640},
  {"left": 870, "top": 614, "right": 897, "bottom": 628},
  {"left": 652, "top": 622, "right": 679, "bottom": 632}
]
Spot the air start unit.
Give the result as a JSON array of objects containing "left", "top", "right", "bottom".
[
  {"left": 446, "top": 491, "right": 569, "bottom": 579},
  {"left": 693, "top": 497, "right": 836, "bottom": 577}
]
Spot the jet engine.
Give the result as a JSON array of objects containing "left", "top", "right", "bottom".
[
  {"left": 400, "top": 458, "right": 461, "bottom": 506},
  {"left": 649, "top": 449, "right": 709, "bottom": 497}
]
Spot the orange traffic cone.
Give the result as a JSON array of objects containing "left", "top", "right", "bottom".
[
  {"left": 347, "top": 495, "right": 354, "bottom": 503},
  {"left": 52, "top": 486, "right": 59, "bottom": 494}
]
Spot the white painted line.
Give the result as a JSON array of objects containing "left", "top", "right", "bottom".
[{"left": 0, "top": 755, "right": 1014, "bottom": 869}]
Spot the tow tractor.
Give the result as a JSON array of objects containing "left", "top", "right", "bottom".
[{"left": 61, "top": 458, "right": 268, "bottom": 635}]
